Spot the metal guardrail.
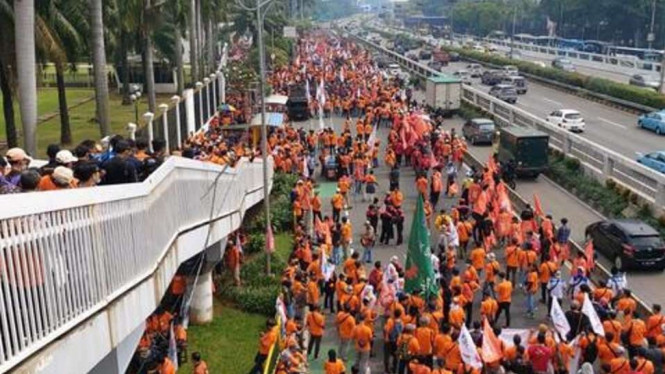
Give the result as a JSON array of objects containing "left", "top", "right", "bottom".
[
  {"left": 0, "top": 156, "right": 271, "bottom": 372},
  {"left": 350, "top": 33, "right": 665, "bottom": 213}
]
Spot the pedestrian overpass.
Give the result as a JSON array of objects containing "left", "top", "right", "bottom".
[{"left": 0, "top": 156, "right": 273, "bottom": 373}]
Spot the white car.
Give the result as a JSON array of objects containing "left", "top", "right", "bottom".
[
  {"left": 466, "top": 63, "right": 483, "bottom": 77},
  {"left": 546, "top": 109, "right": 586, "bottom": 132},
  {"left": 453, "top": 70, "right": 473, "bottom": 85},
  {"left": 387, "top": 63, "right": 401, "bottom": 76}
]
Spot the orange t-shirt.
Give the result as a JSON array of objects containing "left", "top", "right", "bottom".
[
  {"left": 495, "top": 280, "right": 513, "bottom": 302},
  {"left": 415, "top": 326, "right": 435, "bottom": 355},
  {"left": 353, "top": 324, "right": 373, "bottom": 352},
  {"left": 307, "top": 311, "right": 325, "bottom": 337},
  {"left": 324, "top": 359, "right": 346, "bottom": 374}
]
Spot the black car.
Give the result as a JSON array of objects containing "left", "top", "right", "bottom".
[
  {"left": 481, "top": 70, "right": 505, "bottom": 86},
  {"left": 449, "top": 52, "right": 460, "bottom": 62},
  {"left": 585, "top": 219, "right": 665, "bottom": 271},
  {"left": 427, "top": 60, "right": 442, "bottom": 71},
  {"left": 419, "top": 49, "right": 432, "bottom": 60}
]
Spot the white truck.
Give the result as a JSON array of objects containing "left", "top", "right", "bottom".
[{"left": 425, "top": 75, "right": 462, "bottom": 115}]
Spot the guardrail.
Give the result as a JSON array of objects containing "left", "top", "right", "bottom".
[
  {"left": 349, "top": 32, "right": 665, "bottom": 213},
  {"left": 0, "top": 156, "right": 272, "bottom": 372}
]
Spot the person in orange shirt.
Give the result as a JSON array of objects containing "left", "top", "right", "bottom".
[
  {"left": 306, "top": 275, "right": 321, "bottom": 308},
  {"left": 306, "top": 305, "right": 325, "bottom": 359},
  {"left": 469, "top": 244, "right": 486, "bottom": 273},
  {"left": 225, "top": 241, "right": 242, "bottom": 286},
  {"left": 341, "top": 217, "right": 353, "bottom": 260},
  {"left": 624, "top": 310, "right": 647, "bottom": 356},
  {"left": 353, "top": 314, "right": 373, "bottom": 372},
  {"left": 249, "top": 319, "right": 277, "bottom": 374},
  {"left": 480, "top": 292, "right": 499, "bottom": 324},
  {"left": 336, "top": 306, "right": 356, "bottom": 361},
  {"left": 324, "top": 349, "right": 346, "bottom": 374},
  {"left": 525, "top": 264, "right": 539, "bottom": 318},
  {"left": 415, "top": 316, "right": 435, "bottom": 366},
  {"left": 495, "top": 272, "right": 513, "bottom": 327},
  {"left": 607, "top": 347, "right": 630, "bottom": 374},
  {"left": 598, "top": 332, "right": 622, "bottom": 366},
  {"left": 416, "top": 174, "right": 428, "bottom": 198},
  {"left": 646, "top": 304, "right": 665, "bottom": 339},
  {"left": 331, "top": 189, "right": 344, "bottom": 223},
  {"left": 448, "top": 298, "right": 466, "bottom": 329},
  {"left": 312, "top": 191, "right": 322, "bottom": 221},
  {"left": 397, "top": 324, "right": 421, "bottom": 373},
  {"left": 158, "top": 354, "right": 176, "bottom": 374},
  {"left": 192, "top": 352, "right": 209, "bottom": 374},
  {"left": 539, "top": 255, "right": 558, "bottom": 304}
]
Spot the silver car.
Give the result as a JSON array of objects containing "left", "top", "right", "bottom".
[
  {"left": 489, "top": 84, "right": 518, "bottom": 104},
  {"left": 466, "top": 63, "right": 483, "bottom": 77},
  {"left": 629, "top": 74, "right": 660, "bottom": 91}
]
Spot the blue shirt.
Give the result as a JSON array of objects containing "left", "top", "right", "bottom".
[{"left": 556, "top": 225, "right": 571, "bottom": 243}]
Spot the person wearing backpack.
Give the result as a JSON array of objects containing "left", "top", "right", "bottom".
[
  {"left": 581, "top": 332, "right": 599, "bottom": 364},
  {"left": 384, "top": 309, "right": 404, "bottom": 374},
  {"left": 396, "top": 324, "right": 420, "bottom": 374}
]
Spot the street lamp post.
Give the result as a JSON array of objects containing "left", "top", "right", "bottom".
[
  {"left": 159, "top": 103, "right": 170, "bottom": 150},
  {"left": 649, "top": 0, "right": 657, "bottom": 50},
  {"left": 237, "top": 0, "right": 276, "bottom": 275},
  {"left": 195, "top": 81, "right": 204, "bottom": 127},
  {"left": 203, "top": 77, "right": 211, "bottom": 119},
  {"left": 210, "top": 73, "right": 218, "bottom": 109},
  {"left": 129, "top": 84, "right": 142, "bottom": 125},
  {"left": 171, "top": 95, "right": 182, "bottom": 148}
]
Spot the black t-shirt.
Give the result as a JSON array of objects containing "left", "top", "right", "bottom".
[{"left": 102, "top": 157, "right": 139, "bottom": 185}]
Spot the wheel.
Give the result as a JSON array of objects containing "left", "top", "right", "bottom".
[
  {"left": 657, "top": 127, "right": 663, "bottom": 135},
  {"left": 638, "top": 120, "right": 644, "bottom": 128},
  {"left": 507, "top": 179, "right": 516, "bottom": 189},
  {"left": 614, "top": 255, "right": 623, "bottom": 271},
  {"left": 471, "top": 136, "right": 477, "bottom": 145}
]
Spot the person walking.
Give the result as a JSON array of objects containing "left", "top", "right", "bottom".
[
  {"left": 360, "top": 222, "right": 376, "bottom": 264},
  {"left": 306, "top": 305, "right": 325, "bottom": 359},
  {"left": 495, "top": 272, "right": 513, "bottom": 327}
]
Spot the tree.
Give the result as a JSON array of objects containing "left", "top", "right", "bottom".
[
  {"left": 90, "top": 0, "right": 111, "bottom": 136},
  {"left": 15, "top": 0, "right": 38, "bottom": 155},
  {"left": 0, "top": 0, "right": 18, "bottom": 148}
]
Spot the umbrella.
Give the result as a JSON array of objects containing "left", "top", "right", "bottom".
[{"left": 218, "top": 103, "right": 237, "bottom": 112}]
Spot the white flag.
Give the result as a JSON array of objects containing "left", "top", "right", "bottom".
[
  {"left": 303, "top": 156, "right": 309, "bottom": 178},
  {"left": 339, "top": 66, "right": 345, "bottom": 83},
  {"left": 582, "top": 293, "right": 605, "bottom": 337},
  {"left": 459, "top": 324, "right": 483, "bottom": 368},
  {"left": 568, "top": 336, "right": 582, "bottom": 374},
  {"left": 168, "top": 322, "right": 179, "bottom": 370},
  {"left": 305, "top": 78, "right": 311, "bottom": 103},
  {"left": 318, "top": 76, "right": 326, "bottom": 107},
  {"left": 550, "top": 297, "right": 571, "bottom": 339}
]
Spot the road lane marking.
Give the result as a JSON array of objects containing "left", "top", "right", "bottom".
[
  {"left": 542, "top": 97, "right": 563, "bottom": 106},
  {"left": 598, "top": 117, "right": 627, "bottom": 129}
]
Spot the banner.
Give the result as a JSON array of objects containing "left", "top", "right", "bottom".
[
  {"left": 582, "top": 293, "right": 605, "bottom": 337},
  {"left": 550, "top": 297, "right": 571, "bottom": 339},
  {"left": 459, "top": 325, "right": 483, "bottom": 368},
  {"left": 481, "top": 319, "right": 502, "bottom": 363},
  {"left": 404, "top": 195, "right": 438, "bottom": 297}
]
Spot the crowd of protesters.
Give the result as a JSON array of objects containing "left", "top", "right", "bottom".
[{"left": 237, "top": 32, "right": 665, "bottom": 374}]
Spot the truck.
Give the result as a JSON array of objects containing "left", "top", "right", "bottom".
[
  {"left": 425, "top": 75, "right": 462, "bottom": 116},
  {"left": 432, "top": 49, "right": 450, "bottom": 65},
  {"left": 497, "top": 126, "right": 550, "bottom": 178},
  {"left": 287, "top": 83, "right": 310, "bottom": 121}
]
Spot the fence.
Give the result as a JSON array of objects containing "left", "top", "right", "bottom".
[
  {"left": 132, "top": 44, "right": 229, "bottom": 152},
  {"left": 0, "top": 156, "right": 272, "bottom": 372},
  {"left": 348, "top": 32, "right": 665, "bottom": 212}
]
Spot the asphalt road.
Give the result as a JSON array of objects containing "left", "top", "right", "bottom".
[
  {"left": 433, "top": 60, "right": 665, "bottom": 159},
  {"left": 294, "top": 114, "right": 566, "bottom": 373}
]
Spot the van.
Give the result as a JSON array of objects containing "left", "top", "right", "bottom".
[
  {"left": 501, "top": 76, "right": 528, "bottom": 94},
  {"left": 489, "top": 84, "right": 518, "bottom": 103},
  {"left": 462, "top": 118, "right": 496, "bottom": 145}
]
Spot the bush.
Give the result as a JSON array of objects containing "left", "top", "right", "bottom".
[
  {"left": 605, "top": 179, "right": 616, "bottom": 189},
  {"left": 659, "top": 215, "right": 665, "bottom": 227},
  {"left": 629, "top": 192, "right": 639, "bottom": 205},
  {"left": 221, "top": 285, "right": 280, "bottom": 316},
  {"left": 443, "top": 46, "right": 665, "bottom": 109},
  {"left": 563, "top": 157, "right": 581, "bottom": 172}
]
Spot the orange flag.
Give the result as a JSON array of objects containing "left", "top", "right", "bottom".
[
  {"left": 481, "top": 319, "right": 503, "bottom": 363},
  {"left": 584, "top": 240, "right": 595, "bottom": 271},
  {"left": 533, "top": 194, "right": 544, "bottom": 217}
]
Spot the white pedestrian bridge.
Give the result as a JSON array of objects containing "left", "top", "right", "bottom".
[{"left": 0, "top": 156, "right": 272, "bottom": 373}]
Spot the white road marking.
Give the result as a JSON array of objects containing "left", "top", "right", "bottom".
[
  {"left": 597, "top": 117, "right": 627, "bottom": 129},
  {"left": 542, "top": 97, "right": 563, "bottom": 106}
]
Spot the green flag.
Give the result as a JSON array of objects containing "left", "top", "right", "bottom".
[{"left": 404, "top": 195, "right": 438, "bottom": 297}]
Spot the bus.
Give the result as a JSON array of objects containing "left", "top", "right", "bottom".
[{"left": 606, "top": 46, "right": 664, "bottom": 62}]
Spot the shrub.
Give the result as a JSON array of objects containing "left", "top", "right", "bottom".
[
  {"left": 221, "top": 285, "right": 280, "bottom": 316},
  {"left": 605, "top": 179, "right": 616, "bottom": 189},
  {"left": 563, "top": 157, "right": 581, "bottom": 171},
  {"left": 621, "top": 188, "right": 631, "bottom": 201},
  {"left": 659, "top": 215, "right": 665, "bottom": 228},
  {"left": 629, "top": 192, "right": 639, "bottom": 205}
]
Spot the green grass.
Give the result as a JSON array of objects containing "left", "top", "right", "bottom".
[
  {"left": 180, "top": 233, "right": 293, "bottom": 373},
  {"left": 1, "top": 88, "right": 173, "bottom": 158},
  {"left": 177, "top": 301, "right": 266, "bottom": 374}
]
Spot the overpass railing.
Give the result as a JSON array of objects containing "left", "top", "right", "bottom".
[
  {"left": 0, "top": 156, "right": 272, "bottom": 372},
  {"left": 349, "top": 33, "right": 665, "bottom": 211}
]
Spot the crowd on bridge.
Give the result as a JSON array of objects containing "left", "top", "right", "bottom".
[{"left": 241, "top": 33, "right": 665, "bottom": 374}]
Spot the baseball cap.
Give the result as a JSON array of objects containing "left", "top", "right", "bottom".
[
  {"left": 6, "top": 148, "right": 31, "bottom": 163},
  {"left": 52, "top": 166, "right": 74, "bottom": 185},
  {"left": 56, "top": 150, "right": 78, "bottom": 164}
]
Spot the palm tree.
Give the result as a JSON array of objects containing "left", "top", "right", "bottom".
[
  {"left": 90, "top": 0, "right": 111, "bottom": 136},
  {"left": 0, "top": 0, "right": 18, "bottom": 148},
  {"left": 14, "top": 0, "right": 38, "bottom": 155}
]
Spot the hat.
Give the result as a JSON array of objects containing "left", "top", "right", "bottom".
[
  {"left": 487, "top": 253, "right": 496, "bottom": 260},
  {"left": 52, "top": 166, "right": 74, "bottom": 185},
  {"left": 6, "top": 148, "right": 31, "bottom": 163},
  {"left": 55, "top": 150, "right": 78, "bottom": 164},
  {"left": 390, "top": 256, "right": 399, "bottom": 263}
]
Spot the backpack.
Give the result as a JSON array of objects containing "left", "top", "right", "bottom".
[
  {"left": 290, "top": 189, "right": 298, "bottom": 203},
  {"left": 389, "top": 320, "right": 403, "bottom": 342},
  {"left": 396, "top": 336, "right": 411, "bottom": 360},
  {"left": 583, "top": 336, "right": 599, "bottom": 363}
]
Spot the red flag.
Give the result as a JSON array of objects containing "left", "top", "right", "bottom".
[
  {"left": 487, "top": 156, "right": 497, "bottom": 174},
  {"left": 266, "top": 225, "right": 275, "bottom": 254},
  {"left": 481, "top": 319, "right": 502, "bottom": 363},
  {"left": 533, "top": 194, "right": 544, "bottom": 217},
  {"left": 584, "top": 240, "right": 595, "bottom": 271}
]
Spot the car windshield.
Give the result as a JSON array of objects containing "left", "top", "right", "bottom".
[
  {"left": 479, "top": 123, "right": 495, "bottom": 131},
  {"left": 630, "top": 235, "right": 663, "bottom": 247},
  {"left": 565, "top": 113, "right": 582, "bottom": 120},
  {"left": 502, "top": 88, "right": 517, "bottom": 95}
]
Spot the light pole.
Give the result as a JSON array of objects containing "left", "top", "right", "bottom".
[
  {"left": 159, "top": 103, "right": 170, "bottom": 151},
  {"left": 171, "top": 95, "right": 182, "bottom": 148},
  {"left": 203, "top": 77, "right": 211, "bottom": 119},
  {"left": 143, "top": 112, "right": 155, "bottom": 151},
  {"left": 510, "top": 4, "right": 517, "bottom": 59},
  {"left": 129, "top": 84, "right": 142, "bottom": 125},
  {"left": 210, "top": 73, "right": 218, "bottom": 109},
  {"left": 236, "top": 0, "right": 276, "bottom": 275},
  {"left": 195, "top": 81, "right": 204, "bottom": 126}
]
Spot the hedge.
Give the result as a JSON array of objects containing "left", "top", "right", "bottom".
[
  {"left": 218, "top": 171, "right": 298, "bottom": 316},
  {"left": 545, "top": 150, "right": 665, "bottom": 237},
  {"left": 364, "top": 26, "right": 665, "bottom": 110}
]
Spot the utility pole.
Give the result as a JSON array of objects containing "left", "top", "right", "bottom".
[
  {"left": 649, "top": 0, "right": 657, "bottom": 49},
  {"left": 510, "top": 4, "right": 517, "bottom": 59}
]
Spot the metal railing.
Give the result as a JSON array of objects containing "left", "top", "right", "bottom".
[
  {"left": 349, "top": 33, "right": 665, "bottom": 211},
  {"left": 0, "top": 156, "right": 272, "bottom": 372}
]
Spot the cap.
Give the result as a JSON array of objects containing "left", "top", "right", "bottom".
[
  {"left": 6, "top": 148, "right": 31, "bottom": 163},
  {"left": 52, "top": 166, "right": 74, "bottom": 185},
  {"left": 55, "top": 150, "right": 78, "bottom": 164},
  {"left": 391, "top": 256, "right": 399, "bottom": 263}
]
